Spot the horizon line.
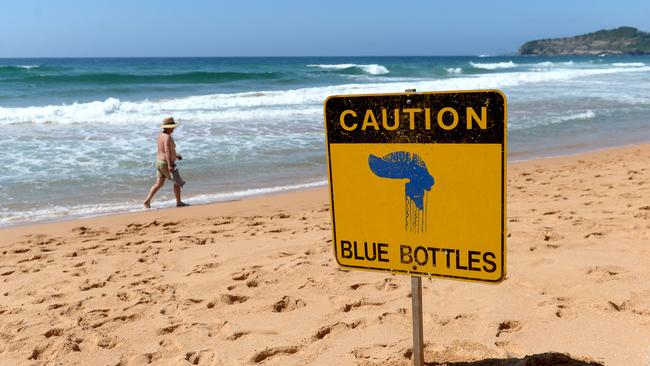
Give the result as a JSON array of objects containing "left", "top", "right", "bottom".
[{"left": 0, "top": 54, "right": 520, "bottom": 59}]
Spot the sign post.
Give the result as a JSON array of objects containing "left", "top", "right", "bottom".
[
  {"left": 411, "top": 275, "right": 424, "bottom": 366},
  {"left": 324, "top": 89, "right": 507, "bottom": 365},
  {"left": 405, "top": 89, "right": 424, "bottom": 366}
]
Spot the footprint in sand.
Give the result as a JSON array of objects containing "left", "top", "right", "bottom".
[
  {"left": 177, "top": 235, "right": 213, "bottom": 246},
  {"left": 312, "top": 321, "right": 361, "bottom": 341},
  {"left": 585, "top": 265, "right": 625, "bottom": 282},
  {"left": 186, "top": 262, "right": 219, "bottom": 276},
  {"left": 605, "top": 292, "right": 650, "bottom": 316},
  {"left": 96, "top": 336, "right": 119, "bottom": 349},
  {"left": 28, "top": 343, "right": 52, "bottom": 361},
  {"left": 352, "top": 344, "right": 392, "bottom": 361},
  {"left": 539, "top": 227, "right": 563, "bottom": 242},
  {"left": 78, "top": 279, "right": 106, "bottom": 291},
  {"left": 377, "top": 308, "right": 407, "bottom": 323},
  {"left": 221, "top": 294, "right": 248, "bottom": 305},
  {"left": 495, "top": 320, "right": 522, "bottom": 337},
  {"left": 606, "top": 301, "right": 624, "bottom": 312},
  {"left": 1, "top": 269, "right": 15, "bottom": 276},
  {"left": 437, "top": 313, "right": 476, "bottom": 326},
  {"left": 266, "top": 227, "right": 288, "bottom": 234},
  {"left": 231, "top": 270, "right": 255, "bottom": 281},
  {"left": 44, "top": 328, "right": 64, "bottom": 338},
  {"left": 226, "top": 331, "right": 250, "bottom": 341},
  {"left": 250, "top": 346, "right": 300, "bottom": 363},
  {"left": 207, "top": 294, "right": 248, "bottom": 308},
  {"left": 72, "top": 226, "right": 107, "bottom": 237},
  {"left": 341, "top": 299, "right": 384, "bottom": 312},
  {"left": 271, "top": 296, "right": 306, "bottom": 312},
  {"left": 183, "top": 350, "right": 220, "bottom": 365},
  {"left": 375, "top": 278, "right": 400, "bottom": 291},
  {"left": 157, "top": 323, "right": 182, "bottom": 335},
  {"left": 131, "top": 351, "right": 163, "bottom": 364},
  {"left": 554, "top": 301, "right": 571, "bottom": 318},
  {"left": 47, "top": 302, "right": 66, "bottom": 311},
  {"left": 76, "top": 308, "right": 110, "bottom": 328},
  {"left": 230, "top": 268, "right": 261, "bottom": 288},
  {"left": 271, "top": 213, "right": 291, "bottom": 219},
  {"left": 584, "top": 231, "right": 604, "bottom": 238},
  {"left": 246, "top": 220, "right": 265, "bottom": 227}
]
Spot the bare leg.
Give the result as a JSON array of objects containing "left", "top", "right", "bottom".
[
  {"left": 144, "top": 177, "right": 166, "bottom": 208},
  {"left": 174, "top": 183, "right": 188, "bottom": 207}
]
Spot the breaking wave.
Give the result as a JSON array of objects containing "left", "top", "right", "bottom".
[
  {"left": 611, "top": 62, "right": 645, "bottom": 67},
  {"left": 532, "top": 61, "right": 574, "bottom": 67},
  {"left": 307, "top": 63, "right": 389, "bottom": 75},
  {"left": 469, "top": 61, "right": 517, "bottom": 69},
  {"left": 557, "top": 110, "right": 596, "bottom": 122},
  {"left": 0, "top": 64, "right": 63, "bottom": 73}
]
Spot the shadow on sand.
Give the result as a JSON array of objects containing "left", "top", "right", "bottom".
[{"left": 426, "top": 352, "right": 603, "bottom": 366}]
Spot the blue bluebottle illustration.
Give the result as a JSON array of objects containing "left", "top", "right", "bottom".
[{"left": 368, "top": 152, "right": 434, "bottom": 232}]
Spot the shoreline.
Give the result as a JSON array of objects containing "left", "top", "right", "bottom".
[
  {"left": 0, "top": 179, "right": 328, "bottom": 230},
  {"left": 1, "top": 141, "right": 648, "bottom": 231},
  {"left": 0, "top": 185, "right": 329, "bottom": 243},
  {"left": 508, "top": 138, "right": 650, "bottom": 162}
]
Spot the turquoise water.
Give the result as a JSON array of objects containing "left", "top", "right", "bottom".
[{"left": 1, "top": 56, "right": 650, "bottom": 225}]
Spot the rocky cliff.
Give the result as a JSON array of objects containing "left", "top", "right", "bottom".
[{"left": 519, "top": 26, "right": 650, "bottom": 56}]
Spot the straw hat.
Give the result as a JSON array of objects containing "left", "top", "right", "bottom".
[{"left": 161, "top": 117, "right": 177, "bottom": 129}]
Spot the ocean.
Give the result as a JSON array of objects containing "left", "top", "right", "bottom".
[{"left": 1, "top": 56, "right": 650, "bottom": 226}]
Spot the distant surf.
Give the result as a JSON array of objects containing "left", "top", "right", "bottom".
[
  {"left": 6, "top": 71, "right": 285, "bottom": 85},
  {"left": 2, "top": 64, "right": 648, "bottom": 125},
  {"left": 612, "top": 62, "right": 645, "bottom": 67},
  {"left": 307, "top": 63, "right": 389, "bottom": 75},
  {"left": 470, "top": 61, "right": 517, "bottom": 69}
]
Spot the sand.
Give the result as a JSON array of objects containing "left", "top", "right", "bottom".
[{"left": 0, "top": 144, "right": 649, "bottom": 366}]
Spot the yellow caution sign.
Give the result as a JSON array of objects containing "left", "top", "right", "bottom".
[{"left": 324, "top": 90, "right": 506, "bottom": 283}]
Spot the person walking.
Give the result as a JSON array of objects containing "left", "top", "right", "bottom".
[{"left": 144, "top": 117, "right": 188, "bottom": 208}]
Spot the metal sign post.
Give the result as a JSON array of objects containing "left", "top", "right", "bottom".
[
  {"left": 411, "top": 276, "right": 424, "bottom": 366},
  {"left": 405, "top": 88, "right": 424, "bottom": 366}
]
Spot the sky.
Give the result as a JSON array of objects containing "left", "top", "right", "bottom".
[{"left": 1, "top": 0, "right": 650, "bottom": 57}]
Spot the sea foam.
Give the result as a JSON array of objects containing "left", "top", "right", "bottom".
[
  {"left": 612, "top": 62, "right": 645, "bottom": 67},
  {"left": 470, "top": 61, "right": 517, "bottom": 69},
  {"left": 307, "top": 63, "right": 389, "bottom": 75},
  {"left": 557, "top": 110, "right": 596, "bottom": 122},
  {"left": 510, "top": 110, "right": 598, "bottom": 131},
  {"left": 531, "top": 61, "right": 575, "bottom": 67},
  {"left": 0, "top": 64, "right": 42, "bottom": 71}
]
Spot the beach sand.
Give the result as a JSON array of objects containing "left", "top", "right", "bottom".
[{"left": 0, "top": 144, "right": 649, "bottom": 365}]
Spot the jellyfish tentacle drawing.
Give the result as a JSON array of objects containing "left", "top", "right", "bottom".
[{"left": 368, "top": 151, "right": 434, "bottom": 232}]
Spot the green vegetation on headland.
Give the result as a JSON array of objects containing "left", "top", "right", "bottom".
[{"left": 519, "top": 26, "right": 650, "bottom": 55}]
